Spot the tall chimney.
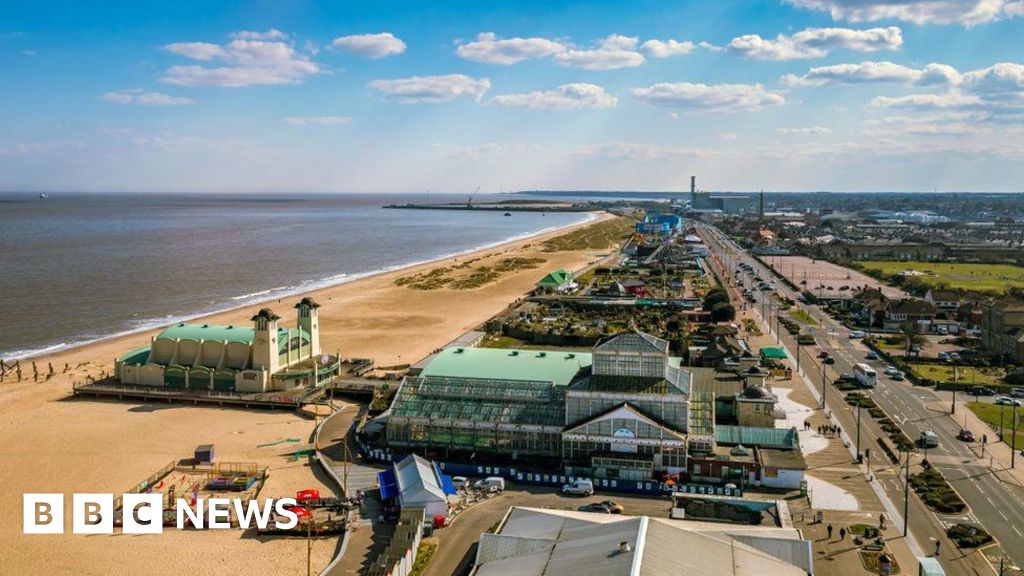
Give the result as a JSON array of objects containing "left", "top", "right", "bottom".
[{"left": 690, "top": 176, "right": 696, "bottom": 205}]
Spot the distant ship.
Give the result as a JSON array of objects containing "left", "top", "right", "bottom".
[
  {"left": 504, "top": 212, "right": 511, "bottom": 217},
  {"left": 38, "top": 193, "right": 49, "bottom": 199}
]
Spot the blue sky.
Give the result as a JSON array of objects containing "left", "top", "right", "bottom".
[{"left": 2, "top": 0, "right": 1023, "bottom": 192}]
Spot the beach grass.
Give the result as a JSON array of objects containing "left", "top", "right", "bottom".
[
  {"left": 858, "top": 260, "right": 1024, "bottom": 293},
  {"left": 395, "top": 257, "right": 546, "bottom": 290},
  {"left": 542, "top": 215, "right": 636, "bottom": 252}
]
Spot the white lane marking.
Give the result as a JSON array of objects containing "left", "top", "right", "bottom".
[{"left": 1015, "top": 526, "right": 1023, "bottom": 536}]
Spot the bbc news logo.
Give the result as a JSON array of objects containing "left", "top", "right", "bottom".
[{"left": 24, "top": 494, "right": 299, "bottom": 534}]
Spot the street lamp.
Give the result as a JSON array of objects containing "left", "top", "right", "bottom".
[
  {"left": 856, "top": 398, "right": 863, "bottom": 461},
  {"left": 903, "top": 448, "right": 911, "bottom": 538},
  {"left": 820, "top": 354, "right": 829, "bottom": 409}
]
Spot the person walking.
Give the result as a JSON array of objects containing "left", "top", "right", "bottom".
[
  {"left": 839, "top": 527, "right": 846, "bottom": 540},
  {"left": 879, "top": 513, "right": 886, "bottom": 531},
  {"left": 935, "top": 540, "right": 941, "bottom": 556},
  {"left": 827, "top": 524, "right": 833, "bottom": 539}
]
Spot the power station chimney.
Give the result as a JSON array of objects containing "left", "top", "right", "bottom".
[{"left": 690, "top": 176, "right": 696, "bottom": 205}]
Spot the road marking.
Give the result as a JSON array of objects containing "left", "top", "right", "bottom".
[{"left": 1015, "top": 526, "right": 1023, "bottom": 537}]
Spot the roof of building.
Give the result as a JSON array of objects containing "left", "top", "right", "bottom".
[
  {"left": 716, "top": 425, "right": 800, "bottom": 450},
  {"left": 739, "top": 385, "right": 774, "bottom": 400},
  {"left": 474, "top": 507, "right": 810, "bottom": 576},
  {"left": 759, "top": 448, "right": 808, "bottom": 470},
  {"left": 421, "top": 347, "right": 591, "bottom": 387},
  {"left": 759, "top": 347, "right": 788, "bottom": 360},
  {"left": 393, "top": 454, "right": 448, "bottom": 505},
  {"left": 157, "top": 323, "right": 257, "bottom": 345},
  {"left": 295, "top": 296, "right": 321, "bottom": 309},
  {"left": 886, "top": 299, "right": 936, "bottom": 316},
  {"left": 927, "top": 289, "right": 959, "bottom": 302},
  {"left": 537, "top": 268, "right": 575, "bottom": 287},
  {"left": 595, "top": 331, "right": 670, "bottom": 355}
]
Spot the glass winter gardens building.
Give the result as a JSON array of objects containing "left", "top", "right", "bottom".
[
  {"left": 114, "top": 297, "right": 341, "bottom": 393},
  {"left": 387, "top": 332, "right": 712, "bottom": 480}
]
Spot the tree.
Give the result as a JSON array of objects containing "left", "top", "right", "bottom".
[
  {"left": 711, "top": 302, "right": 736, "bottom": 322},
  {"left": 901, "top": 321, "right": 927, "bottom": 358},
  {"left": 703, "top": 288, "right": 730, "bottom": 309}
]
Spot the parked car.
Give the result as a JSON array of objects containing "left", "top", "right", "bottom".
[
  {"left": 891, "top": 370, "right": 905, "bottom": 381},
  {"left": 1012, "top": 388, "right": 1024, "bottom": 398},
  {"left": 578, "top": 502, "right": 614, "bottom": 514},
  {"left": 995, "top": 396, "right": 1023, "bottom": 406},
  {"left": 849, "top": 330, "right": 866, "bottom": 339},
  {"left": 884, "top": 366, "right": 899, "bottom": 376},
  {"left": 958, "top": 429, "right": 976, "bottom": 442},
  {"left": 866, "top": 351, "right": 879, "bottom": 360},
  {"left": 971, "top": 386, "right": 995, "bottom": 396},
  {"left": 562, "top": 479, "right": 595, "bottom": 496},
  {"left": 452, "top": 476, "right": 470, "bottom": 490}
]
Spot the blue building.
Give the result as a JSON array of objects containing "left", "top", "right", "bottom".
[{"left": 635, "top": 212, "right": 683, "bottom": 236}]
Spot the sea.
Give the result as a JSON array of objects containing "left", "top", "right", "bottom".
[{"left": 0, "top": 192, "right": 593, "bottom": 360}]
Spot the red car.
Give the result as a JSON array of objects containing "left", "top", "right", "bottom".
[{"left": 958, "top": 429, "right": 976, "bottom": 442}]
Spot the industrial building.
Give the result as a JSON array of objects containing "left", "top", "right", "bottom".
[{"left": 114, "top": 297, "right": 341, "bottom": 393}]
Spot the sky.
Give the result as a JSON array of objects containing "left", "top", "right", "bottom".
[{"left": 2, "top": 0, "right": 1024, "bottom": 193}]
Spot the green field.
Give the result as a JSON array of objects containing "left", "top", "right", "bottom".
[
  {"left": 967, "top": 402, "right": 1024, "bottom": 448},
  {"left": 788, "top": 309, "right": 817, "bottom": 326},
  {"left": 858, "top": 260, "right": 1024, "bottom": 293},
  {"left": 914, "top": 364, "right": 1003, "bottom": 386}
]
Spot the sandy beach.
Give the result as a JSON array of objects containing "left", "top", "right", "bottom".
[{"left": 0, "top": 211, "right": 615, "bottom": 576}]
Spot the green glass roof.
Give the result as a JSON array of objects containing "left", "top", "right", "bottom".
[
  {"left": 759, "top": 347, "right": 788, "bottom": 360},
  {"left": 157, "top": 323, "right": 257, "bottom": 344},
  {"left": 536, "top": 268, "right": 575, "bottom": 287},
  {"left": 117, "top": 346, "right": 151, "bottom": 365},
  {"left": 422, "top": 347, "right": 591, "bottom": 387},
  {"left": 715, "top": 425, "right": 800, "bottom": 450}
]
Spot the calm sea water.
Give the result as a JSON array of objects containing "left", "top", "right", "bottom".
[{"left": 0, "top": 193, "right": 592, "bottom": 360}]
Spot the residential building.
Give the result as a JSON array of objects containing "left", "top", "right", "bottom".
[
  {"left": 981, "top": 300, "right": 1024, "bottom": 361},
  {"left": 882, "top": 299, "right": 936, "bottom": 331}
]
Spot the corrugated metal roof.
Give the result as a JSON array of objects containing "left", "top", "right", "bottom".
[
  {"left": 394, "top": 454, "right": 446, "bottom": 505},
  {"left": 474, "top": 508, "right": 811, "bottom": 576},
  {"left": 422, "top": 347, "right": 591, "bottom": 387}
]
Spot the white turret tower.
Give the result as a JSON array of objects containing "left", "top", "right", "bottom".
[
  {"left": 251, "top": 308, "right": 281, "bottom": 374},
  {"left": 295, "top": 297, "right": 321, "bottom": 358}
]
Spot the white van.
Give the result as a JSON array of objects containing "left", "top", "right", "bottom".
[
  {"left": 451, "top": 476, "right": 469, "bottom": 490},
  {"left": 474, "top": 477, "right": 506, "bottom": 492},
  {"left": 562, "top": 479, "right": 595, "bottom": 496}
]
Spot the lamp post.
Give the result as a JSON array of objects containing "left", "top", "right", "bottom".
[
  {"left": 856, "top": 400, "right": 863, "bottom": 461},
  {"left": 1013, "top": 403, "right": 1019, "bottom": 468}
]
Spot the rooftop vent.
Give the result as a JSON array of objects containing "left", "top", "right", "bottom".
[
  {"left": 510, "top": 351, "right": 519, "bottom": 356},
  {"left": 202, "top": 324, "right": 209, "bottom": 328},
  {"left": 226, "top": 325, "right": 233, "bottom": 329},
  {"left": 454, "top": 348, "right": 464, "bottom": 353},
  {"left": 566, "top": 353, "right": 576, "bottom": 359},
  {"left": 537, "top": 352, "right": 546, "bottom": 358}
]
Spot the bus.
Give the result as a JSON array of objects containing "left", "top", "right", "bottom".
[{"left": 854, "top": 363, "right": 877, "bottom": 388}]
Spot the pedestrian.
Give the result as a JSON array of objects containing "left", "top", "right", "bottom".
[
  {"left": 839, "top": 527, "right": 846, "bottom": 540},
  {"left": 827, "top": 524, "right": 833, "bottom": 539},
  {"left": 879, "top": 513, "right": 886, "bottom": 531},
  {"left": 935, "top": 540, "right": 941, "bottom": 556}
]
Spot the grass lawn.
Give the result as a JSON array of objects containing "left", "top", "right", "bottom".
[
  {"left": 479, "top": 335, "right": 524, "bottom": 349},
  {"left": 967, "top": 402, "right": 1024, "bottom": 448},
  {"left": 914, "top": 364, "right": 1003, "bottom": 386},
  {"left": 409, "top": 540, "right": 438, "bottom": 576},
  {"left": 858, "top": 260, "right": 1024, "bottom": 293},
  {"left": 788, "top": 309, "right": 817, "bottom": 325}
]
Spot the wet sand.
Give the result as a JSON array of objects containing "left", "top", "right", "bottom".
[{"left": 0, "top": 212, "right": 614, "bottom": 576}]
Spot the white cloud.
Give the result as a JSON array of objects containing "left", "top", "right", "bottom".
[
  {"left": 963, "top": 62, "right": 1024, "bottom": 99},
  {"left": 101, "top": 89, "right": 195, "bottom": 106},
  {"left": 782, "top": 61, "right": 961, "bottom": 86},
  {"left": 231, "top": 29, "right": 287, "bottom": 40},
  {"left": 776, "top": 126, "right": 834, "bottom": 134},
  {"left": 640, "top": 39, "right": 695, "bottom": 58},
  {"left": 870, "top": 92, "right": 984, "bottom": 109},
  {"left": 728, "top": 27, "right": 901, "bottom": 61},
  {"left": 369, "top": 74, "right": 491, "bottom": 103},
  {"left": 455, "top": 32, "right": 565, "bottom": 64},
  {"left": 785, "top": 0, "right": 1023, "bottom": 26},
  {"left": 434, "top": 142, "right": 540, "bottom": 158},
  {"left": 162, "top": 34, "right": 321, "bottom": 87},
  {"left": 332, "top": 33, "right": 406, "bottom": 59},
  {"left": 572, "top": 142, "right": 713, "bottom": 161},
  {"left": 631, "top": 82, "right": 785, "bottom": 112},
  {"left": 553, "top": 34, "right": 646, "bottom": 70},
  {"left": 283, "top": 116, "right": 351, "bottom": 125},
  {"left": 489, "top": 83, "right": 617, "bottom": 110}
]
